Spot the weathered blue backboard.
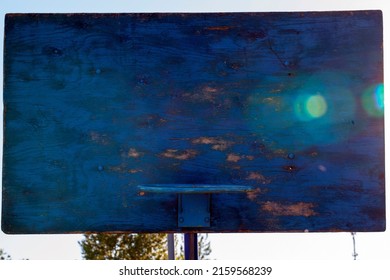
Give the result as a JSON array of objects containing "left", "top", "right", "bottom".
[{"left": 2, "top": 12, "right": 385, "bottom": 234}]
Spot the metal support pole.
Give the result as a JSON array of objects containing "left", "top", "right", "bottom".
[
  {"left": 184, "top": 233, "right": 198, "bottom": 260},
  {"left": 167, "top": 233, "right": 175, "bottom": 260}
]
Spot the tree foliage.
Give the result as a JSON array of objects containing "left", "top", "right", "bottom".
[
  {"left": 79, "top": 233, "right": 167, "bottom": 260},
  {"left": 198, "top": 234, "right": 212, "bottom": 260},
  {"left": 79, "top": 233, "right": 211, "bottom": 260},
  {"left": 0, "top": 248, "right": 11, "bottom": 260}
]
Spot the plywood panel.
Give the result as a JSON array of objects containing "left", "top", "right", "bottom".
[{"left": 2, "top": 12, "right": 385, "bottom": 233}]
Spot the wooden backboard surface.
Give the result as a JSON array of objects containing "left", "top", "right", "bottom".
[{"left": 2, "top": 12, "right": 385, "bottom": 233}]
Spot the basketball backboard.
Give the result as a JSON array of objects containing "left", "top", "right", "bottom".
[{"left": 2, "top": 11, "right": 385, "bottom": 233}]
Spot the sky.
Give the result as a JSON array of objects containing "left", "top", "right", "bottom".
[{"left": 0, "top": 0, "right": 389, "bottom": 260}]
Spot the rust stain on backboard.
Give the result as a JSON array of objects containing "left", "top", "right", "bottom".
[
  {"left": 160, "top": 149, "right": 198, "bottom": 160},
  {"left": 191, "top": 136, "right": 234, "bottom": 151},
  {"left": 246, "top": 171, "right": 271, "bottom": 185},
  {"left": 126, "top": 148, "right": 143, "bottom": 158},
  {"left": 261, "top": 201, "right": 317, "bottom": 217},
  {"left": 227, "top": 153, "right": 255, "bottom": 162},
  {"left": 226, "top": 153, "right": 241, "bottom": 163},
  {"left": 204, "top": 26, "right": 232, "bottom": 31},
  {"left": 246, "top": 188, "right": 267, "bottom": 201}
]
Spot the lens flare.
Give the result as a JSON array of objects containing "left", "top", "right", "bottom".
[
  {"left": 247, "top": 71, "right": 359, "bottom": 151},
  {"left": 306, "top": 94, "right": 327, "bottom": 118},
  {"left": 362, "top": 83, "right": 384, "bottom": 117},
  {"left": 294, "top": 94, "right": 327, "bottom": 121}
]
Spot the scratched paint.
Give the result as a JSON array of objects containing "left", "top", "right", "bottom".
[
  {"left": 246, "top": 188, "right": 266, "bottom": 201},
  {"left": 191, "top": 137, "right": 234, "bottom": 151},
  {"left": 126, "top": 148, "right": 143, "bottom": 158},
  {"left": 227, "top": 154, "right": 255, "bottom": 162},
  {"left": 2, "top": 12, "right": 385, "bottom": 233},
  {"left": 246, "top": 172, "right": 271, "bottom": 185},
  {"left": 160, "top": 149, "right": 198, "bottom": 160},
  {"left": 261, "top": 202, "right": 317, "bottom": 217}
]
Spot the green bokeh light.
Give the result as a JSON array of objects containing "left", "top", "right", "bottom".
[
  {"left": 294, "top": 93, "right": 328, "bottom": 121},
  {"left": 306, "top": 94, "right": 327, "bottom": 118},
  {"left": 362, "top": 83, "right": 384, "bottom": 118},
  {"left": 247, "top": 71, "right": 359, "bottom": 151}
]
